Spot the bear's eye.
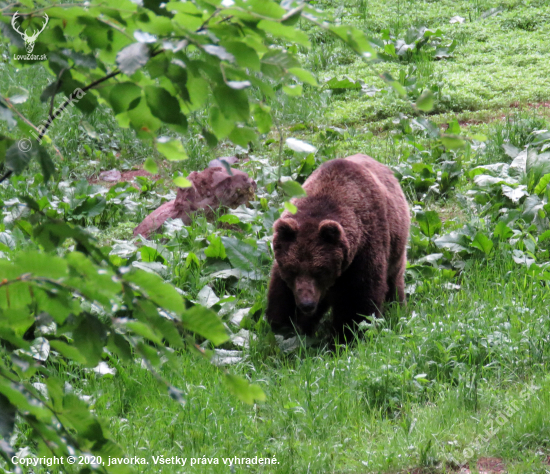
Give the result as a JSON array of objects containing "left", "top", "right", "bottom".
[
  {"left": 314, "top": 267, "right": 329, "bottom": 277},
  {"left": 283, "top": 268, "right": 298, "bottom": 279}
]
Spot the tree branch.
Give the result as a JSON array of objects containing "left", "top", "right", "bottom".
[{"left": 0, "top": 96, "right": 65, "bottom": 161}]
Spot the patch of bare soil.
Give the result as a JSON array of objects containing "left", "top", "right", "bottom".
[
  {"left": 510, "top": 101, "right": 550, "bottom": 110},
  {"left": 394, "top": 457, "right": 507, "bottom": 474},
  {"left": 457, "top": 457, "right": 507, "bottom": 474},
  {"left": 456, "top": 101, "right": 550, "bottom": 128}
]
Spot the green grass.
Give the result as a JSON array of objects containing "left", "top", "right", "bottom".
[
  {"left": 27, "top": 256, "right": 549, "bottom": 474},
  {"left": 2, "top": 0, "right": 550, "bottom": 473}
]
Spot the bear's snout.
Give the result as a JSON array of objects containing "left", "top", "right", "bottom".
[
  {"left": 297, "top": 300, "right": 317, "bottom": 315},
  {"left": 294, "top": 276, "right": 320, "bottom": 315}
]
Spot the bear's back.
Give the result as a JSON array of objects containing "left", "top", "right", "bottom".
[{"left": 302, "top": 154, "right": 397, "bottom": 201}]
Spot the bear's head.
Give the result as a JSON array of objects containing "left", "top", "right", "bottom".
[{"left": 273, "top": 217, "right": 350, "bottom": 321}]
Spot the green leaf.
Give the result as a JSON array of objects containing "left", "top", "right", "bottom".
[
  {"left": 415, "top": 90, "right": 434, "bottom": 112},
  {"left": 415, "top": 211, "right": 442, "bottom": 238},
  {"left": 5, "top": 142, "right": 33, "bottom": 174},
  {"left": 472, "top": 134, "right": 488, "bottom": 142},
  {"left": 238, "top": 0, "right": 286, "bottom": 18},
  {"left": 288, "top": 67, "right": 318, "bottom": 86},
  {"left": 144, "top": 157, "right": 158, "bottom": 175},
  {"left": 125, "top": 321, "right": 163, "bottom": 344},
  {"left": 257, "top": 20, "right": 310, "bottom": 47},
  {"left": 280, "top": 180, "right": 307, "bottom": 198},
  {"left": 140, "top": 246, "right": 168, "bottom": 264},
  {"left": 36, "top": 146, "right": 55, "bottom": 183},
  {"left": 181, "top": 305, "right": 228, "bottom": 345},
  {"left": 434, "top": 231, "right": 471, "bottom": 253},
  {"left": 63, "top": 50, "right": 98, "bottom": 69},
  {"left": 65, "top": 252, "right": 121, "bottom": 301},
  {"left": 116, "top": 42, "right": 150, "bottom": 75},
  {"left": 0, "top": 393, "right": 16, "bottom": 439},
  {"left": 441, "top": 135, "right": 466, "bottom": 150},
  {"left": 58, "top": 72, "right": 98, "bottom": 114},
  {"left": 127, "top": 97, "right": 162, "bottom": 137},
  {"left": 45, "top": 378, "right": 64, "bottom": 412},
  {"left": 329, "top": 25, "right": 376, "bottom": 58},
  {"left": 107, "top": 333, "right": 133, "bottom": 362},
  {"left": 261, "top": 50, "right": 300, "bottom": 78},
  {"left": 522, "top": 195, "right": 544, "bottom": 222},
  {"left": 221, "top": 236, "right": 261, "bottom": 275},
  {"left": 73, "top": 315, "right": 107, "bottom": 368},
  {"left": 493, "top": 221, "right": 513, "bottom": 240},
  {"left": 223, "top": 42, "right": 260, "bottom": 71},
  {"left": 228, "top": 126, "right": 256, "bottom": 147},
  {"left": 125, "top": 269, "right": 186, "bottom": 314},
  {"left": 284, "top": 201, "right": 298, "bottom": 214},
  {"left": 49, "top": 340, "right": 88, "bottom": 365},
  {"left": 156, "top": 138, "right": 188, "bottom": 161},
  {"left": 0, "top": 135, "right": 15, "bottom": 159},
  {"left": 447, "top": 119, "right": 461, "bottom": 135},
  {"left": 213, "top": 85, "right": 249, "bottom": 122},
  {"left": 145, "top": 86, "right": 187, "bottom": 125},
  {"left": 72, "top": 196, "right": 106, "bottom": 218},
  {"left": 283, "top": 84, "right": 303, "bottom": 97},
  {"left": 0, "top": 309, "right": 34, "bottom": 337},
  {"left": 534, "top": 173, "right": 550, "bottom": 195},
  {"left": 210, "top": 106, "right": 234, "bottom": 139},
  {"left": 470, "top": 232, "right": 493, "bottom": 255},
  {"left": 0, "top": 280, "right": 33, "bottom": 310},
  {"left": 35, "top": 288, "right": 80, "bottom": 324},
  {"left": 326, "top": 76, "right": 362, "bottom": 90},
  {"left": 0, "top": 379, "right": 46, "bottom": 419},
  {"left": 252, "top": 104, "right": 272, "bottom": 134},
  {"left": 173, "top": 176, "right": 192, "bottom": 188},
  {"left": 380, "top": 72, "right": 406, "bottom": 96},
  {"left": 109, "top": 82, "right": 142, "bottom": 115},
  {"left": 204, "top": 235, "right": 227, "bottom": 259},
  {"left": 224, "top": 374, "right": 266, "bottom": 404},
  {"left": 218, "top": 214, "right": 240, "bottom": 225},
  {"left": 14, "top": 251, "right": 67, "bottom": 278}
]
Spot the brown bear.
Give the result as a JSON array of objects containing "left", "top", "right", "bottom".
[{"left": 266, "top": 154, "right": 410, "bottom": 341}]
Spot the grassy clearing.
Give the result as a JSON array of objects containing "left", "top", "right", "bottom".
[
  {"left": 35, "top": 256, "right": 550, "bottom": 474},
  {"left": 2, "top": 0, "right": 550, "bottom": 473}
]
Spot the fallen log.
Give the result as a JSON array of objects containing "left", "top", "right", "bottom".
[{"left": 133, "top": 166, "right": 256, "bottom": 238}]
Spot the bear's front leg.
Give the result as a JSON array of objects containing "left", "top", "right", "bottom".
[
  {"left": 331, "top": 254, "right": 388, "bottom": 343},
  {"left": 265, "top": 263, "right": 297, "bottom": 334}
]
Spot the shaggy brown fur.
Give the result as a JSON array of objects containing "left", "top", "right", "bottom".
[{"left": 266, "top": 154, "right": 410, "bottom": 341}]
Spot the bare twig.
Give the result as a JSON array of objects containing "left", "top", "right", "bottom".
[
  {"left": 0, "top": 96, "right": 65, "bottom": 159},
  {"left": 48, "top": 67, "right": 67, "bottom": 121},
  {"left": 198, "top": 8, "right": 221, "bottom": 32}
]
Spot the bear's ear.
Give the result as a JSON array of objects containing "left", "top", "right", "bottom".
[
  {"left": 319, "top": 220, "right": 345, "bottom": 245},
  {"left": 273, "top": 218, "right": 298, "bottom": 242}
]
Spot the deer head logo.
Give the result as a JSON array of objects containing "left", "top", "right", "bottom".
[{"left": 11, "top": 12, "right": 49, "bottom": 54}]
